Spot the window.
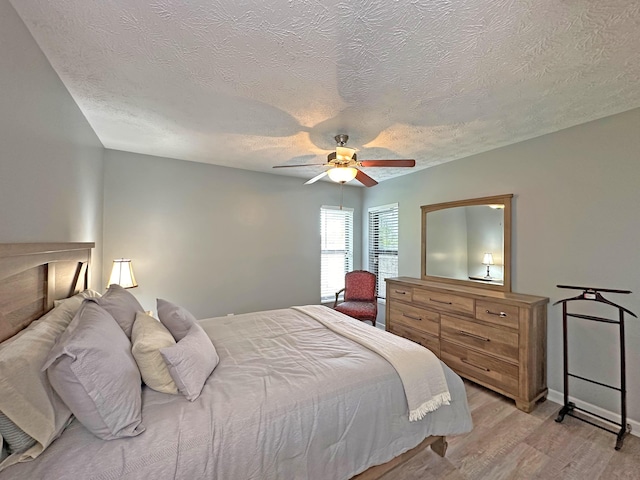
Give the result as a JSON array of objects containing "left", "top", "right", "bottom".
[
  {"left": 320, "top": 206, "right": 353, "bottom": 302},
  {"left": 368, "top": 203, "right": 399, "bottom": 299}
]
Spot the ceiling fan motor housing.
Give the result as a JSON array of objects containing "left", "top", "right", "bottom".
[{"left": 334, "top": 134, "right": 349, "bottom": 146}]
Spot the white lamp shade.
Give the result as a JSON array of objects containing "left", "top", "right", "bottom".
[
  {"left": 335, "top": 146, "right": 356, "bottom": 162},
  {"left": 482, "top": 253, "right": 494, "bottom": 265},
  {"left": 108, "top": 259, "right": 138, "bottom": 288},
  {"left": 327, "top": 167, "right": 358, "bottom": 183}
]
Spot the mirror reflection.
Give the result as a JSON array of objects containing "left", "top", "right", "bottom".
[
  {"left": 425, "top": 205, "right": 504, "bottom": 284},
  {"left": 421, "top": 194, "right": 512, "bottom": 292}
]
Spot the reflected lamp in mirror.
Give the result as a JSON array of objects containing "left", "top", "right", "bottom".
[
  {"left": 108, "top": 259, "right": 138, "bottom": 289},
  {"left": 482, "top": 253, "right": 494, "bottom": 279}
]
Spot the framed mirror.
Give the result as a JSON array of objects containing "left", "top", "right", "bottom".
[{"left": 421, "top": 194, "right": 513, "bottom": 292}]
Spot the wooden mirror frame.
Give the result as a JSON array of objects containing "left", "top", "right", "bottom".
[{"left": 421, "top": 194, "right": 513, "bottom": 292}]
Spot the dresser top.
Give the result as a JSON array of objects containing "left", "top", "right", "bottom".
[{"left": 386, "top": 277, "right": 549, "bottom": 307}]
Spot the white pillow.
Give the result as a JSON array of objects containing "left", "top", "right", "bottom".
[
  {"left": 53, "top": 289, "right": 101, "bottom": 308},
  {"left": 0, "top": 292, "right": 88, "bottom": 471},
  {"left": 131, "top": 312, "right": 178, "bottom": 394}
]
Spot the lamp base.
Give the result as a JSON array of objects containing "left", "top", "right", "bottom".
[{"left": 484, "top": 265, "right": 492, "bottom": 279}]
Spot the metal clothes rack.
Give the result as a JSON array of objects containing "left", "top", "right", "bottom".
[{"left": 553, "top": 285, "right": 636, "bottom": 450}]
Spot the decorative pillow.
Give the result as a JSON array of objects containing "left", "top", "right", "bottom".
[
  {"left": 157, "top": 298, "right": 198, "bottom": 341},
  {"left": 0, "top": 412, "right": 36, "bottom": 455},
  {"left": 160, "top": 324, "right": 219, "bottom": 401},
  {"left": 87, "top": 284, "right": 144, "bottom": 338},
  {"left": 0, "top": 436, "right": 7, "bottom": 463},
  {"left": 131, "top": 312, "right": 178, "bottom": 394},
  {"left": 44, "top": 301, "right": 145, "bottom": 440},
  {"left": 0, "top": 293, "right": 88, "bottom": 470}
]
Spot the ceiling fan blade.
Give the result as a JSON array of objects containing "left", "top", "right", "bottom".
[
  {"left": 359, "top": 159, "right": 416, "bottom": 167},
  {"left": 305, "top": 171, "right": 328, "bottom": 185},
  {"left": 273, "top": 163, "right": 326, "bottom": 168},
  {"left": 355, "top": 169, "right": 378, "bottom": 187}
]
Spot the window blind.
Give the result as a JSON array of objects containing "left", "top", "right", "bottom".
[
  {"left": 320, "top": 206, "right": 353, "bottom": 302},
  {"left": 368, "top": 203, "right": 399, "bottom": 299}
]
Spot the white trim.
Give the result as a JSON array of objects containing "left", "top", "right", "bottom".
[
  {"left": 547, "top": 388, "right": 638, "bottom": 437},
  {"left": 367, "top": 203, "right": 399, "bottom": 298},
  {"left": 320, "top": 206, "right": 354, "bottom": 302},
  {"left": 322, "top": 204, "right": 354, "bottom": 213},
  {"left": 367, "top": 203, "right": 398, "bottom": 213}
]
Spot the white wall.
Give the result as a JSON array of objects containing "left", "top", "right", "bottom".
[
  {"left": 103, "top": 149, "right": 363, "bottom": 318},
  {"left": 0, "top": 0, "right": 104, "bottom": 286},
  {"left": 364, "top": 107, "right": 640, "bottom": 425}
]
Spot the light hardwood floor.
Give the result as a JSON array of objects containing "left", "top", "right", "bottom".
[{"left": 380, "top": 381, "right": 640, "bottom": 479}]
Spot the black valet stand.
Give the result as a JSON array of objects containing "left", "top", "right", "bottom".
[{"left": 553, "top": 285, "right": 636, "bottom": 450}]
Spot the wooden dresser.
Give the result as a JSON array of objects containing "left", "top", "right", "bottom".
[{"left": 385, "top": 277, "right": 549, "bottom": 412}]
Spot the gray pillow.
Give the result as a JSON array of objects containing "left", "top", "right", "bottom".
[
  {"left": 88, "top": 284, "right": 144, "bottom": 338},
  {"left": 53, "top": 289, "right": 101, "bottom": 308},
  {"left": 157, "top": 299, "right": 197, "bottom": 341},
  {"left": 160, "top": 324, "right": 219, "bottom": 401},
  {"left": 44, "top": 301, "right": 145, "bottom": 440},
  {"left": 0, "top": 411, "right": 35, "bottom": 454}
]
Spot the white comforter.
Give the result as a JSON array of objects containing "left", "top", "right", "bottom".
[
  {"left": 0, "top": 307, "right": 472, "bottom": 480},
  {"left": 294, "top": 305, "right": 451, "bottom": 420}
]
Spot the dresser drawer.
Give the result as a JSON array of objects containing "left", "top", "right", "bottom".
[
  {"left": 389, "top": 302, "right": 439, "bottom": 337},
  {"left": 388, "top": 286, "right": 413, "bottom": 302},
  {"left": 441, "top": 340, "right": 519, "bottom": 396},
  {"left": 389, "top": 323, "right": 440, "bottom": 357},
  {"left": 412, "top": 289, "right": 474, "bottom": 316},
  {"left": 476, "top": 300, "right": 520, "bottom": 330},
  {"left": 383, "top": 277, "right": 548, "bottom": 412},
  {"left": 441, "top": 314, "right": 519, "bottom": 362}
]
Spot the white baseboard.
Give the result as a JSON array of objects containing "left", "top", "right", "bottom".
[{"left": 547, "top": 389, "right": 639, "bottom": 438}]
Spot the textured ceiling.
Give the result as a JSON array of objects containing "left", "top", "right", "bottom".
[{"left": 10, "top": 0, "right": 640, "bottom": 185}]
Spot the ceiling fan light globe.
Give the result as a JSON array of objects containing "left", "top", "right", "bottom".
[{"left": 327, "top": 167, "right": 358, "bottom": 183}]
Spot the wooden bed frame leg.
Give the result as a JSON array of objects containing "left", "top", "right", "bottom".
[
  {"left": 351, "top": 435, "right": 449, "bottom": 479},
  {"left": 430, "top": 436, "right": 448, "bottom": 457}
]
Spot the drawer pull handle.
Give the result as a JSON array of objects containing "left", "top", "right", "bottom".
[
  {"left": 402, "top": 313, "right": 422, "bottom": 321},
  {"left": 461, "top": 358, "right": 490, "bottom": 372},
  {"left": 486, "top": 309, "right": 507, "bottom": 318},
  {"left": 430, "top": 298, "right": 452, "bottom": 305},
  {"left": 458, "top": 330, "right": 491, "bottom": 342},
  {"left": 394, "top": 290, "right": 407, "bottom": 295}
]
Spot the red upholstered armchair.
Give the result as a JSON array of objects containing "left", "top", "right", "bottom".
[{"left": 333, "top": 270, "right": 378, "bottom": 326}]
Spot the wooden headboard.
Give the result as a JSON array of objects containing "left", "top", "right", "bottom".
[{"left": 0, "top": 242, "right": 94, "bottom": 342}]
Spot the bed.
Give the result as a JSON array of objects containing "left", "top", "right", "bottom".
[{"left": 0, "top": 243, "right": 472, "bottom": 480}]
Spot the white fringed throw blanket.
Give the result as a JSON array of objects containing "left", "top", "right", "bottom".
[{"left": 294, "top": 305, "right": 451, "bottom": 421}]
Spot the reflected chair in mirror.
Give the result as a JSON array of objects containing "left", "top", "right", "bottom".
[{"left": 333, "top": 270, "right": 378, "bottom": 326}]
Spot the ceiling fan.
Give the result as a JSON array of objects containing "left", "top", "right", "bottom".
[{"left": 273, "top": 134, "right": 416, "bottom": 187}]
